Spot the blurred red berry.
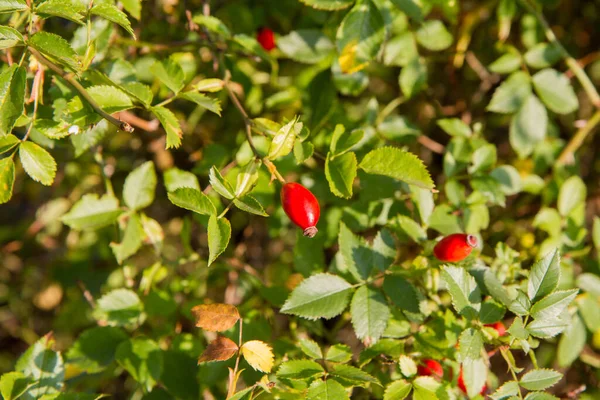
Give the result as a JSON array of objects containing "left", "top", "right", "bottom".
[
  {"left": 281, "top": 182, "right": 320, "bottom": 238},
  {"left": 417, "top": 359, "right": 443, "bottom": 378},
  {"left": 485, "top": 321, "right": 506, "bottom": 336},
  {"left": 433, "top": 233, "right": 478, "bottom": 262},
  {"left": 257, "top": 27, "right": 276, "bottom": 51}
]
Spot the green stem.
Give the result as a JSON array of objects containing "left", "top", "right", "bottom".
[
  {"left": 218, "top": 201, "right": 234, "bottom": 219},
  {"left": 556, "top": 110, "right": 600, "bottom": 165},
  {"left": 529, "top": 349, "right": 539, "bottom": 369},
  {"left": 227, "top": 318, "right": 244, "bottom": 398}
]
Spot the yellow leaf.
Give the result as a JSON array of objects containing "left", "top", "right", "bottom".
[
  {"left": 339, "top": 41, "right": 368, "bottom": 74},
  {"left": 192, "top": 303, "right": 240, "bottom": 332},
  {"left": 240, "top": 340, "right": 274, "bottom": 373}
]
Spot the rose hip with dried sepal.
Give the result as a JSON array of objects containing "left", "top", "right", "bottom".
[
  {"left": 417, "top": 359, "right": 443, "bottom": 378},
  {"left": 433, "top": 233, "right": 478, "bottom": 262},
  {"left": 256, "top": 27, "right": 276, "bottom": 51},
  {"left": 280, "top": 182, "right": 320, "bottom": 238}
]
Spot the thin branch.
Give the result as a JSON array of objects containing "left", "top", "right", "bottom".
[
  {"left": 556, "top": 110, "right": 600, "bottom": 166},
  {"left": 418, "top": 135, "right": 445, "bottom": 154},
  {"left": 223, "top": 70, "right": 259, "bottom": 157},
  {"left": 227, "top": 318, "right": 244, "bottom": 398},
  {"left": 28, "top": 47, "right": 134, "bottom": 133}
]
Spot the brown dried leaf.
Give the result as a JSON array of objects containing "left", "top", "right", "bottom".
[
  {"left": 198, "top": 336, "right": 239, "bottom": 363},
  {"left": 192, "top": 303, "right": 240, "bottom": 332}
]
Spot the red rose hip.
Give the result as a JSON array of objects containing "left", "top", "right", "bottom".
[
  {"left": 281, "top": 182, "right": 320, "bottom": 238},
  {"left": 433, "top": 233, "right": 478, "bottom": 262},
  {"left": 417, "top": 359, "right": 443, "bottom": 378},
  {"left": 256, "top": 27, "right": 276, "bottom": 51},
  {"left": 485, "top": 321, "right": 506, "bottom": 336},
  {"left": 458, "top": 367, "right": 487, "bottom": 395}
]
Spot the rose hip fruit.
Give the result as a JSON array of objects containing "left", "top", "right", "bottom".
[
  {"left": 458, "top": 367, "right": 487, "bottom": 395},
  {"left": 281, "top": 182, "right": 320, "bottom": 238},
  {"left": 256, "top": 27, "right": 276, "bottom": 51},
  {"left": 433, "top": 233, "right": 478, "bottom": 262},
  {"left": 485, "top": 321, "right": 506, "bottom": 336},
  {"left": 417, "top": 359, "right": 443, "bottom": 378}
]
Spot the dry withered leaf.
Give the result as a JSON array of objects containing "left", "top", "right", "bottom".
[
  {"left": 192, "top": 303, "right": 240, "bottom": 332},
  {"left": 198, "top": 336, "right": 239, "bottom": 364}
]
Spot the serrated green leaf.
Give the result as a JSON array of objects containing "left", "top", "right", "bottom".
[
  {"left": 62, "top": 194, "right": 122, "bottom": 230},
  {"left": 524, "top": 393, "right": 560, "bottom": 400},
  {"left": 350, "top": 286, "right": 389, "bottom": 344},
  {"left": 168, "top": 187, "right": 216, "bottom": 216},
  {"left": 490, "top": 381, "right": 520, "bottom": 400},
  {"left": 0, "top": 157, "right": 15, "bottom": 204},
  {"left": 326, "top": 344, "right": 352, "bottom": 363},
  {"left": 15, "top": 336, "right": 64, "bottom": 399},
  {"left": 179, "top": 92, "right": 221, "bottom": 115},
  {"left": 110, "top": 213, "right": 144, "bottom": 264},
  {"left": 441, "top": 266, "right": 481, "bottom": 319},
  {"left": 509, "top": 290, "right": 531, "bottom": 316},
  {"left": 298, "top": 338, "right": 323, "bottom": 359},
  {"left": 412, "top": 376, "right": 441, "bottom": 400},
  {"left": 276, "top": 360, "right": 325, "bottom": 380},
  {"left": 527, "top": 313, "right": 569, "bottom": 338},
  {"left": 294, "top": 140, "right": 314, "bottom": 164},
  {"left": 398, "top": 355, "right": 417, "bottom": 378},
  {"left": 207, "top": 215, "right": 231, "bottom": 266},
  {"left": 268, "top": 118, "right": 301, "bottom": 160},
  {"left": 123, "top": 161, "right": 156, "bottom": 210},
  {"left": 66, "top": 326, "right": 128, "bottom": 374},
  {"left": 519, "top": 369, "right": 562, "bottom": 391},
  {"left": 532, "top": 69, "right": 578, "bottom": 114},
  {"left": 399, "top": 57, "right": 427, "bottom": 98},
  {"left": 339, "top": 222, "right": 373, "bottom": 281},
  {"left": 299, "top": 0, "right": 353, "bottom": 10},
  {"left": 508, "top": 316, "right": 529, "bottom": 340},
  {"left": 0, "top": 65, "right": 26, "bottom": 136},
  {"left": 209, "top": 166, "right": 235, "bottom": 199},
  {"left": 0, "top": 26, "right": 24, "bottom": 49},
  {"left": 325, "top": 152, "right": 357, "bottom": 199},
  {"left": 307, "top": 379, "right": 349, "bottom": 400},
  {"left": 151, "top": 106, "right": 182, "bottom": 149},
  {"left": 331, "top": 364, "right": 380, "bottom": 387},
  {"left": 459, "top": 328, "right": 484, "bottom": 361},
  {"left": 36, "top": 0, "right": 85, "bottom": 24},
  {"left": 330, "top": 125, "right": 364, "bottom": 156},
  {"left": 280, "top": 273, "right": 353, "bottom": 320},
  {"left": 489, "top": 53, "right": 522, "bottom": 74},
  {"left": 164, "top": 167, "right": 200, "bottom": 192},
  {"left": 150, "top": 58, "right": 185, "bottom": 93},
  {"left": 91, "top": 3, "right": 135, "bottom": 38},
  {"left": 416, "top": 20, "right": 452, "bottom": 51},
  {"left": 19, "top": 141, "right": 56, "bottom": 186},
  {"left": 383, "top": 379, "right": 412, "bottom": 400},
  {"left": 528, "top": 249, "right": 560, "bottom": 302},
  {"left": 29, "top": 31, "right": 81, "bottom": 71},
  {"left": 462, "top": 358, "right": 487, "bottom": 398},
  {"left": 233, "top": 195, "right": 268, "bottom": 217},
  {"left": 120, "top": 0, "right": 141, "bottom": 19},
  {"left": 530, "top": 289, "right": 578, "bottom": 320},
  {"left": 487, "top": 71, "right": 531, "bottom": 113},
  {"left": 359, "top": 146, "right": 434, "bottom": 189},
  {"left": 94, "top": 288, "right": 143, "bottom": 327},
  {"left": 0, "top": 0, "right": 28, "bottom": 13},
  {"left": 278, "top": 29, "right": 335, "bottom": 64},
  {"left": 383, "top": 275, "right": 420, "bottom": 314},
  {"left": 509, "top": 95, "right": 547, "bottom": 158},
  {"left": 557, "top": 175, "right": 586, "bottom": 217},
  {"left": 479, "top": 299, "right": 506, "bottom": 324}
]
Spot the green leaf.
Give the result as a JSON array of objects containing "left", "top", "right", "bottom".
[
  {"left": 121, "top": 82, "right": 153, "bottom": 106},
  {"left": 383, "top": 276, "right": 420, "bottom": 314},
  {"left": 232, "top": 34, "right": 271, "bottom": 61},
  {"left": 490, "top": 165, "right": 522, "bottom": 196},
  {"left": 294, "top": 141, "right": 315, "bottom": 164},
  {"left": 524, "top": 43, "right": 562, "bottom": 69},
  {"left": 399, "top": 57, "right": 427, "bottom": 99},
  {"left": 331, "top": 364, "right": 380, "bottom": 387},
  {"left": 233, "top": 195, "right": 269, "bottom": 217},
  {"left": 509, "top": 95, "right": 547, "bottom": 158},
  {"left": 209, "top": 166, "right": 235, "bottom": 199},
  {"left": 91, "top": 3, "right": 135, "bottom": 38},
  {"left": 280, "top": 273, "right": 353, "bottom": 320},
  {"left": 462, "top": 358, "right": 487, "bottom": 399},
  {"left": 481, "top": 268, "right": 512, "bottom": 307},
  {"left": 123, "top": 161, "right": 157, "bottom": 210},
  {"left": 299, "top": 0, "right": 353, "bottom": 10},
  {"left": 179, "top": 92, "right": 221, "bottom": 115},
  {"left": 0, "top": 372, "right": 31, "bottom": 400},
  {"left": 116, "top": 338, "right": 163, "bottom": 392},
  {"left": 0, "top": 65, "right": 26, "bottom": 136},
  {"left": 519, "top": 369, "right": 562, "bottom": 391},
  {"left": 532, "top": 68, "right": 579, "bottom": 114},
  {"left": 150, "top": 58, "right": 185, "bottom": 93},
  {"left": 509, "top": 291, "right": 531, "bottom": 316},
  {"left": 524, "top": 393, "right": 560, "bottom": 400},
  {"left": 151, "top": 106, "right": 182, "bottom": 149},
  {"left": 527, "top": 313, "right": 569, "bottom": 338},
  {"left": 110, "top": 213, "right": 144, "bottom": 264},
  {"left": 441, "top": 266, "right": 481, "bottom": 319},
  {"left": 383, "top": 379, "right": 412, "bottom": 400},
  {"left": 62, "top": 194, "right": 122, "bottom": 231},
  {"left": 459, "top": 328, "right": 484, "bottom": 361},
  {"left": 276, "top": 360, "right": 325, "bottom": 380},
  {"left": 192, "top": 15, "right": 231, "bottom": 38},
  {"left": 383, "top": 32, "right": 418, "bottom": 67},
  {"left": 557, "top": 175, "right": 586, "bottom": 217},
  {"left": 207, "top": 215, "right": 231, "bottom": 266},
  {"left": 533, "top": 208, "right": 562, "bottom": 237},
  {"left": 557, "top": 312, "right": 586, "bottom": 368},
  {"left": 372, "top": 228, "right": 396, "bottom": 270},
  {"left": 120, "top": 0, "right": 141, "bottom": 19},
  {"left": 0, "top": 0, "right": 28, "bottom": 13},
  {"left": 326, "top": 344, "right": 353, "bottom": 363},
  {"left": 330, "top": 125, "right": 364, "bottom": 156},
  {"left": 479, "top": 299, "right": 506, "bottom": 324},
  {"left": 437, "top": 118, "right": 472, "bottom": 137},
  {"left": 350, "top": 286, "right": 390, "bottom": 344},
  {"left": 325, "top": 152, "right": 357, "bottom": 199},
  {"left": 235, "top": 159, "right": 261, "bottom": 197},
  {"left": 307, "top": 379, "right": 349, "bottom": 400},
  {"left": 389, "top": 0, "right": 423, "bottom": 22},
  {"left": 0, "top": 157, "right": 15, "bottom": 204},
  {"left": 19, "top": 141, "right": 57, "bottom": 186},
  {"left": 336, "top": 0, "right": 385, "bottom": 72},
  {"left": 339, "top": 222, "right": 373, "bottom": 281},
  {"left": 489, "top": 53, "right": 522, "bottom": 74},
  {"left": 0, "top": 26, "right": 25, "bottom": 49},
  {"left": 66, "top": 326, "right": 128, "bottom": 374},
  {"left": 412, "top": 376, "right": 441, "bottom": 400},
  {"left": 388, "top": 215, "right": 427, "bottom": 243},
  {"left": 0, "top": 134, "right": 19, "bottom": 154},
  {"left": 416, "top": 20, "right": 452, "bottom": 51},
  {"left": 164, "top": 167, "right": 200, "bottom": 192},
  {"left": 487, "top": 71, "right": 531, "bottom": 113},
  {"left": 298, "top": 338, "right": 323, "bottom": 359},
  {"left": 29, "top": 32, "right": 81, "bottom": 72},
  {"left": 278, "top": 29, "right": 334, "bottom": 64},
  {"left": 490, "top": 381, "right": 520, "bottom": 400},
  {"left": 268, "top": 118, "right": 301, "bottom": 160},
  {"left": 15, "top": 336, "right": 64, "bottom": 399},
  {"left": 528, "top": 249, "right": 560, "bottom": 302},
  {"left": 469, "top": 143, "right": 497, "bottom": 174},
  {"left": 530, "top": 289, "right": 578, "bottom": 320},
  {"left": 36, "top": 0, "right": 85, "bottom": 24},
  {"left": 168, "top": 188, "right": 215, "bottom": 216},
  {"left": 508, "top": 316, "right": 529, "bottom": 340},
  {"left": 359, "top": 146, "right": 434, "bottom": 189},
  {"left": 94, "top": 288, "right": 143, "bottom": 327},
  {"left": 71, "top": 120, "right": 115, "bottom": 157}
]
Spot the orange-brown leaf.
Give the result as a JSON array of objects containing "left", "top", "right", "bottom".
[
  {"left": 198, "top": 336, "right": 239, "bottom": 363},
  {"left": 192, "top": 303, "right": 240, "bottom": 332}
]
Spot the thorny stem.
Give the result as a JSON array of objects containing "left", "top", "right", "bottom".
[
  {"left": 227, "top": 318, "right": 244, "bottom": 398},
  {"left": 556, "top": 110, "right": 600, "bottom": 166},
  {"left": 27, "top": 47, "right": 134, "bottom": 133}
]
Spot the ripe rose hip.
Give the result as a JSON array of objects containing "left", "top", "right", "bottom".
[
  {"left": 256, "top": 27, "right": 276, "bottom": 51},
  {"left": 281, "top": 182, "right": 320, "bottom": 238},
  {"left": 417, "top": 359, "right": 443, "bottom": 378},
  {"left": 458, "top": 367, "right": 487, "bottom": 395},
  {"left": 433, "top": 233, "right": 478, "bottom": 262},
  {"left": 485, "top": 321, "right": 506, "bottom": 336}
]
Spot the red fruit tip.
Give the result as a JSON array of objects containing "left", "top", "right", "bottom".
[
  {"left": 303, "top": 226, "right": 318, "bottom": 238},
  {"left": 466, "top": 234, "right": 478, "bottom": 248}
]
